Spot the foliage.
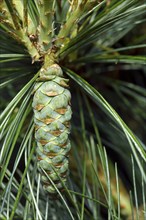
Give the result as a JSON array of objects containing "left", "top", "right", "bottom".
[{"left": 0, "top": 0, "right": 146, "bottom": 219}]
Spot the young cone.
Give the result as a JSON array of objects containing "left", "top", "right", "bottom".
[{"left": 32, "top": 64, "right": 72, "bottom": 194}]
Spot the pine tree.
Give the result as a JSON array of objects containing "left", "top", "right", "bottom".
[{"left": 0, "top": 0, "right": 146, "bottom": 219}]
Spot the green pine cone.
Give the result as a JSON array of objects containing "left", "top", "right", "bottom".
[{"left": 32, "top": 64, "right": 72, "bottom": 194}]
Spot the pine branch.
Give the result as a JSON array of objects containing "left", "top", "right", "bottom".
[{"left": 37, "top": 0, "right": 54, "bottom": 52}]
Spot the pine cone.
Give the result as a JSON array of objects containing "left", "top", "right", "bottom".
[{"left": 32, "top": 64, "right": 72, "bottom": 194}]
